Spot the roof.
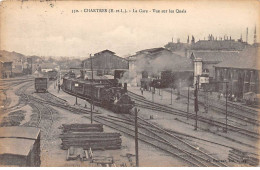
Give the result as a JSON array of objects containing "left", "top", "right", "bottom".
[
  {"left": 164, "top": 42, "right": 190, "bottom": 51},
  {"left": 215, "top": 47, "right": 259, "bottom": 70},
  {"left": 0, "top": 138, "right": 35, "bottom": 156},
  {"left": 0, "top": 127, "right": 40, "bottom": 140},
  {"left": 94, "top": 49, "right": 115, "bottom": 56},
  {"left": 136, "top": 47, "right": 166, "bottom": 54},
  {"left": 191, "top": 51, "right": 240, "bottom": 63},
  {"left": 135, "top": 49, "right": 193, "bottom": 72},
  {"left": 83, "top": 51, "right": 126, "bottom": 62},
  {"left": 191, "top": 40, "right": 246, "bottom": 51}
]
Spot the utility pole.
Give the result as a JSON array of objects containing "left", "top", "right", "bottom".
[
  {"left": 224, "top": 82, "right": 228, "bottom": 133},
  {"left": 194, "top": 80, "right": 199, "bottom": 130},
  {"left": 134, "top": 108, "right": 139, "bottom": 167},
  {"left": 170, "top": 87, "right": 172, "bottom": 105},
  {"left": 75, "top": 83, "right": 78, "bottom": 105},
  {"left": 187, "top": 86, "right": 190, "bottom": 119},
  {"left": 152, "top": 87, "right": 154, "bottom": 102},
  {"left": 90, "top": 54, "right": 94, "bottom": 124}
]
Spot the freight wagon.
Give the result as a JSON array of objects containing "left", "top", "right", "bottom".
[
  {"left": 35, "top": 77, "right": 48, "bottom": 93},
  {"left": 0, "top": 127, "right": 41, "bottom": 167}
]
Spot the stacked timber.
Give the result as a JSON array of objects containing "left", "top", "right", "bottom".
[
  {"left": 61, "top": 124, "right": 103, "bottom": 133},
  {"left": 60, "top": 132, "right": 122, "bottom": 150},
  {"left": 228, "top": 149, "right": 259, "bottom": 166}
]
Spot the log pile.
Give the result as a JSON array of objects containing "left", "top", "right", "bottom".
[
  {"left": 61, "top": 123, "right": 103, "bottom": 133},
  {"left": 228, "top": 149, "right": 259, "bottom": 166},
  {"left": 60, "top": 123, "right": 121, "bottom": 150}
]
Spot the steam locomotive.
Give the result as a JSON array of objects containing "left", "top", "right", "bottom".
[{"left": 62, "top": 77, "right": 135, "bottom": 114}]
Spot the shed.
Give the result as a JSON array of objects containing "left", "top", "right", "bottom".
[{"left": 0, "top": 127, "right": 41, "bottom": 167}]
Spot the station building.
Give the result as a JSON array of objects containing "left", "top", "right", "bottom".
[{"left": 81, "top": 50, "right": 129, "bottom": 78}]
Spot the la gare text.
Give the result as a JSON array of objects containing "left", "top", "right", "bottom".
[{"left": 72, "top": 9, "right": 187, "bottom": 14}]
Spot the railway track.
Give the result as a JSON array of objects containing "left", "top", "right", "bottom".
[
  {"left": 28, "top": 101, "right": 54, "bottom": 150},
  {"left": 84, "top": 114, "right": 227, "bottom": 167},
  {"left": 127, "top": 91, "right": 260, "bottom": 139},
  {"left": 164, "top": 88, "right": 259, "bottom": 126},
  {"left": 0, "top": 78, "right": 34, "bottom": 89},
  {"left": 21, "top": 84, "right": 229, "bottom": 166},
  {"left": 22, "top": 84, "right": 257, "bottom": 166},
  {"left": 17, "top": 82, "right": 55, "bottom": 150},
  {"left": 27, "top": 94, "right": 102, "bottom": 116},
  {"left": 1, "top": 80, "right": 35, "bottom": 111}
]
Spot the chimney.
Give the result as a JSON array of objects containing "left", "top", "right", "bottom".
[
  {"left": 246, "top": 27, "right": 248, "bottom": 43},
  {"left": 254, "top": 25, "right": 257, "bottom": 44}
]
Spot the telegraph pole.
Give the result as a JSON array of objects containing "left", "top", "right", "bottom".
[
  {"left": 187, "top": 86, "right": 190, "bottom": 119},
  {"left": 152, "top": 87, "right": 154, "bottom": 102},
  {"left": 194, "top": 80, "right": 199, "bottom": 130},
  {"left": 170, "top": 87, "right": 172, "bottom": 105},
  {"left": 90, "top": 54, "right": 94, "bottom": 124},
  {"left": 134, "top": 108, "right": 139, "bottom": 167},
  {"left": 224, "top": 82, "right": 228, "bottom": 133}
]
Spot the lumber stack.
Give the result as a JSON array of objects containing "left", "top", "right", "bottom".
[
  {"left": 61, "top": 123, "right": 103, "bottom": 133},
  {"left": 60, "top": 132, "right": 121, "bottom": 150},
  {"left": 228, "top": 149, "right": 259, "bottom": 166},
  {"left": 60, "top": 123, "right": 121, "bottom": 150}
]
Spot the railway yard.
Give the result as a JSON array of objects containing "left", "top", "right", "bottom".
[{"left": 0, "top": 76, "right": 259, "bottom": 167}]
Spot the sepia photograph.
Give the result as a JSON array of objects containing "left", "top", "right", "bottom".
[{"left": 0, "top": 0, "right": 259, "bottom": 167}]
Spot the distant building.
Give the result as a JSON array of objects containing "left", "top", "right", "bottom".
[
  {"left": 189, "top": 39, "right": 247, "bottom": 52},
  {"left": 188, "top": 35, "right": 251, "bottom": 85},
  {"left": 190, "top": 51, "right": 240, "bottom": 85},
  {"left": 128, "top": 47, "right": 193, "bottom": 86},
  {"left": 214, "top": 47, "right": 259, "bottom": 99},
  {"left": 0, "top": 55, "right": 13, "bottom": 78},
  {"left": 82, "top": 50, "right": 129, "bottom": 76}
]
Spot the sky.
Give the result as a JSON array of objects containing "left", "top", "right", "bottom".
[{"left": 0, "top": 0, "right": 259, "bottom": 58}]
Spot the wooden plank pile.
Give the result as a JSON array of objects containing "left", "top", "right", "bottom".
[
  {"left": 60, "top": 123, "right": 122, "bottom": 150},
  {"left": 60, "top": 132, "right": 122, "bottom": 150},
  {"left": 61, "top": 123, "right": 103, "bottom": 133},
  {"left": 228, "top": 149, "right": 259, "bottom": 166}
]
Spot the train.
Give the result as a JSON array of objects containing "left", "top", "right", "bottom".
[
  {"left": 62, "top": 77, "right": 135, "bottom": 114},
  {"left": 47, "top": 70, "right": 58, "bottom": 80}
]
